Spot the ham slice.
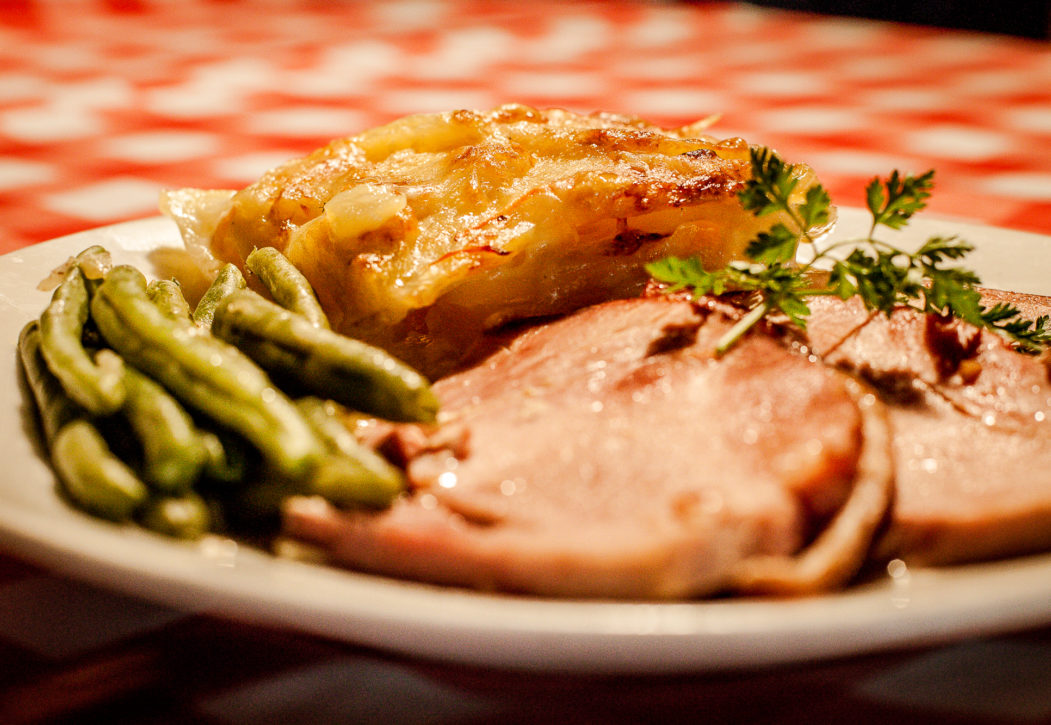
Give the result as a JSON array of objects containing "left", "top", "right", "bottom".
[
  {"left": 283, "top": 296, "right": 891, "bottom": 599},
  {"left": 805, "top": 292, "right": 1051, "bottom": 565},
  {"left": 283, "top": 289, "right": 1051, "bottom": 598}
]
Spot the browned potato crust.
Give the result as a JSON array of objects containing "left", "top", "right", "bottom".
[{"left": 163, "top": 104, "right": 827, "bottom": 377}]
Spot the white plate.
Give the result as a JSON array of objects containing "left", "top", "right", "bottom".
[{"left": 3, "top": 210, "right": 1051, "bottom": 674}]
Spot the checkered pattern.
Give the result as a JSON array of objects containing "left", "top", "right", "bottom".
[
  {"left": 3, "top": 0, "right": 1051, "bottom": 257},
  {"left": 3, "top": 559, "right": 1051, "bottom": 725},
  {"left": 4, "top": 1, "right": 1051, "bottom": 722}
]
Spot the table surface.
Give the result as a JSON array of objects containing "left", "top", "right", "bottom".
[{"left": 3, "top": 1, "right": 1051, "bottom": 723}]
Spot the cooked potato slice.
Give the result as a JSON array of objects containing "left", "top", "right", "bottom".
[{"left": 163, "top": 104, "right": 828, "bottom": 377}]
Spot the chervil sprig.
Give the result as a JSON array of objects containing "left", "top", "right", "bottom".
[{"left": 646, "top": 147, "right": 1051, "bottom": 355}]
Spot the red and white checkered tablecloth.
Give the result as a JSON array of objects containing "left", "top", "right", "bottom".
[
  {"left": 4, "top": 2, "right": 1051, "bottom": 723},
  {"left": 3, "top": 0, "right": 1051, "bottom": 257}
]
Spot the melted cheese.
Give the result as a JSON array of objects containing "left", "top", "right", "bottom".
[{"left": 162, "top": 104, "right": 828, "bottom": 377}]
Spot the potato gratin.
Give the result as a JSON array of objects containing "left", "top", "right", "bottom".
[{"left": 162, "top": 104, "right": 826, "bottom": 377}]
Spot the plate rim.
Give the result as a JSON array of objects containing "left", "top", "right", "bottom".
[{"left": 3, "top": 211, "right": 1051, "bottom": 673}]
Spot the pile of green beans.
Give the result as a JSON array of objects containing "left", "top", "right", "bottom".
[{"left": 18, "top": 245, "right": 433, "bottom": 539}]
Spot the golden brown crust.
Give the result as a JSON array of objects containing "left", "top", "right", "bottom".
[{"left": 164, "top": 104, "right": 826, "bottom": 377}]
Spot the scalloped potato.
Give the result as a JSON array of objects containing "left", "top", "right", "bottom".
[{"left": 162, "top": 104, "right": 827, "bottom": 377}]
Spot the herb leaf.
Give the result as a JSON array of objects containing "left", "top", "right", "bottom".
[
  {"left": 738, "top": 147, "right": 799, "bottom": 217},
  {"left": 645, "top": 255, "right": 724, "bottom": 297},
  {"left": 800, "top": 184, "right": 833, "bottom": 231},
  {"left": 646, "top": 149, "right": 1049, "bottom": 355},
  {"left": 867, "top": 169, "right": 935, "bottom": 232},
  {"left": 745, "top": 224, "right": 799, "bottom": 265}
]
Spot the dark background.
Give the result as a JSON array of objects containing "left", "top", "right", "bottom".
[{"left": 744, "top": 1, "right": 1051, "bottom": 38}]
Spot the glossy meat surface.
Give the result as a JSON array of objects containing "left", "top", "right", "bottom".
[
  {"left": 806, "top": 292, "right": 1051, "bottom": 564},
  {"left": 283, "top": 296, "right": 871, "bottom": 598}
]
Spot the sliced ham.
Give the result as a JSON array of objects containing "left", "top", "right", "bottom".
[
  {"left": 282, "top": 288, "right": 1051, "bottom": 598},
  {"left": 805, "top": 292, "right": 1051, "bottom": 565},
  {"left": 283, "top": 296, "right": 889, "bottom": 599}
]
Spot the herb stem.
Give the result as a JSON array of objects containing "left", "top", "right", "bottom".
[
  {"left": 798, "top": 237, "right": 912, "bottom": 276},
  {"left": 715, "top": 300, "right": 771, "bottom": 356},
  {"left": 792, "top": 214, "right": 822, "bottom": 249},
  {"left": 648, "top": 149, "right": 1051, "bottom": 355}
]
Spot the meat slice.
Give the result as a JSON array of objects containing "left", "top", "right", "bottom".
[
  {"left": 805, "top": 292, "right": 1051, "bottom": 565},
  {"left": 283, "top": 296, "right": 888, "bottom": 599}
]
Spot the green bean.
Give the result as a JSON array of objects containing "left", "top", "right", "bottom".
[
  {"left": 52, "top": 420, "right": 149, "bottom": 522},
  {"left": 91, "top": 265, "right": 327, "bottom": 481},
  {"left": 213, "top": 291, "right": 438, "bottom": 422},
  {"left": 39, "top": 265, "right": 125, "bottom": 415},
  {"left": 21, "top": 320, "right": 148, "bottom": 521},
  {"left": 147, "top": 278, "right": 192, "bottom": 320},
  {"left": 18, "top": 321, "right": 80, "bottom": 445},
  {"left": 245, "top": 247, "right": 330, "bottom": 329},
  {"left": 193, "top": 263, "right": 246, "bottom": 329},
  {"left": 139, "top": 492, "right": 211, "bottom": 539},
  {"left": 295, "top": 397, "right": 377, "bottom": 458},
  {"left": 199, "top": 429, "right": 253, "bottom": 485},
  {"left": 310, "top": 454, "right": 405, "bottom": 509},
  {"left": 121, "top": 366, "right": 209, "bottom": 493},
  {"left": 74, "top": 245, "right": 113, "bottom": 295},
  {"left": 296, "top": 397, "right": 405, "bottom": 508}
]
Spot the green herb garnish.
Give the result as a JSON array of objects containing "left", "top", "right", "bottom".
[{"left": 646, "top": 147, "right": 1051, "bottom": 355}]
